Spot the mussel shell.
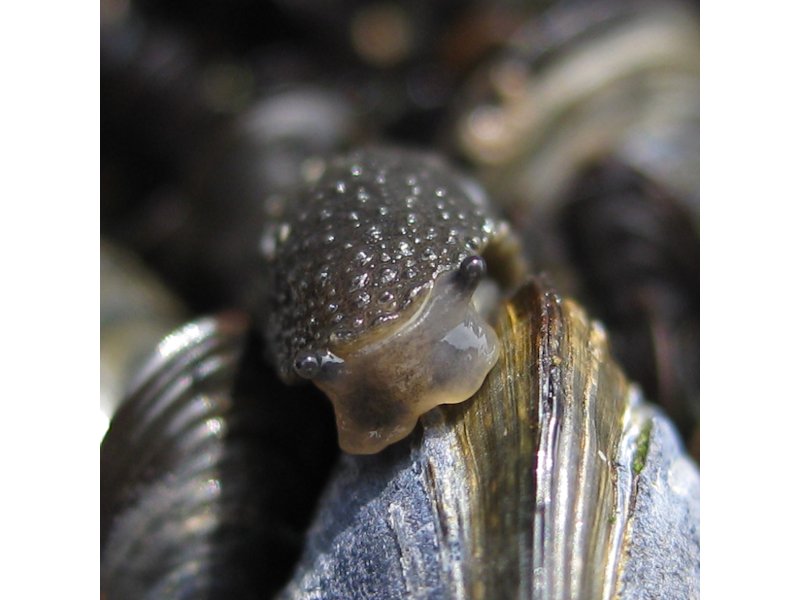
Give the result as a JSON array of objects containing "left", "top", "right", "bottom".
[
  {"left": 101, "top": 313, "right": 339, "bottom": 599},
  {"left": 443, "top": 0, "right": 700, "bottom": 458},
  {"left": 557, "top": 159, "right": 700, "bottom": 447},
  {"left": 449, "top": 0, "right": 699, "bottom": 208},
  {"left": 100, "top": 240, "right": 187, "bottom": 433},
  {"left": 279, "top": 278, "right": 699, "bottom": 599}
]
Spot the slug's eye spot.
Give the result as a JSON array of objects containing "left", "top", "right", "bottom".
[
  {"left": 458, "top": 255, "right": 486, "bottom": 290},
  {"left": 294, "top": 351, "right": 321, "bottom": 379}
]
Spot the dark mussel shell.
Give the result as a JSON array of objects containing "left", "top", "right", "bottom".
[{"left": 101, "top": 314, "right": 338, "bottom": 599}]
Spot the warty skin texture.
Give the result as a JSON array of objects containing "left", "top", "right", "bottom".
[{"left": 261, "top": 146, "right": 516, "bottom": 453}]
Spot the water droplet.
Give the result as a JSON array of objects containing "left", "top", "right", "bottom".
[
  {"left": 351, "top": 165, "right": 363, "bottom": 177},
  {"left": 407, "top": 285, "right": 424, "bottom": 301},
  {"left": 373, "top": 313, "right": 396, "bottom": 326},
  {"left": 378, "top": 205, "right": 389, "bottom": 216},
  {"left": 422, "top": 247, "right": 438, "bottom": 261},
  {"left": 380, "top": 252, "right": 391, "bottom": 262},
  {"left": 380, "top": 267, "right": 397, "bottom": 283},
  {"left": 332, "top": 327, "right": 355, "bottom": 343},
  {"left": 324, "top": 233, "right": 336, "bottom": 244},
  {"left": 435, "top": 187, "right": 447, "bottom": 198},
  {"left": 407, "top": 213, "right": 418, "bottom": 225},
  {"left": 319, "top": 208, "right": 332, "bottom": 220},
  {"left": 336, "top": 181, "right": 347, "bottom": 194},
  {"left": 406, "top": 175, "right": 418, "bottom": 186},
  {"left": 356, "top": 292, "right": 371, "bottom": 308},
  {"left": 355, "top": 250, "right": 373, "bottom": 265},
  {"left": 350, "top": 273, "right": 369, "bottom": 290},
  {"left": 398, "top": 241, "right": 412, "bottom": 255}
]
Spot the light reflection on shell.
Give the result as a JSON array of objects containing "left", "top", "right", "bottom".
[
  {"left": 100, "top": 240, "right": 187, "bottom": 439},
  {"left": 279, "top": 278, "right": 699, "bottom": 599},
  {"left": 451, "top": 1, "right": 699, "bottom": 210},
  {"left": 100, "top": 0, "right": 699, "bottom": 596},
  {"left": 100, "top": 280, "right": 699, "bottom": 599},
  {"left": 101, "top": 313, "right": 339, "bottom": 599}
]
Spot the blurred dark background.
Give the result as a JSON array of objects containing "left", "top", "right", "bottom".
[{"left": 102, "top": 0, "right": 698, "bottom": 595}]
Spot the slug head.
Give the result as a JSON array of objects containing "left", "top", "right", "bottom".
[
  {"left": 261, "top": 147, "right": 528, "bottom": 454},
  {"left": 294, "top": 256, "right": 499, "bottom": 454}
]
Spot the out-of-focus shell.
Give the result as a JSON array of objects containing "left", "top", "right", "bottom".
[
  {"left": 101, "top": 313, "right": 339, "bottom": 599},
  {"left": 450, "top": 1, "right": 699, "bottom": 209},
  {"left": 279, "top": 278, "right": 699, "bottom": 599},
  {"left": 100, "top": 240, "right": 187, "bottom": 437},
  {"left": 446, "top": 0, "right": 700, "bottom": 458},
  {"left": 558, "top": 160, "right": 700, "bottom": 449}
]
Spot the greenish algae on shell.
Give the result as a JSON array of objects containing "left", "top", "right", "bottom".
[{"left": 279, "top": 277, "right": 699, "bottom": 599}]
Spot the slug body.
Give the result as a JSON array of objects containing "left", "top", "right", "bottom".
[{"left": 261, "top": 146, "right": 520, "bottom": 453}]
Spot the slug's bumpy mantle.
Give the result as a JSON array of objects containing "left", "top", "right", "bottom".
[{"left": 260, "top": 147, "right": 521, "bottom": 453}]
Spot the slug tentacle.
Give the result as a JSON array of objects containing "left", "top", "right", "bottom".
[{"left": 261, "top": 146, "right": 524, "bottom": 453}]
